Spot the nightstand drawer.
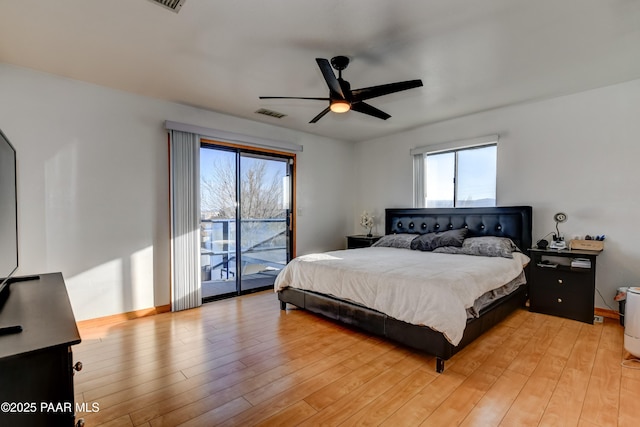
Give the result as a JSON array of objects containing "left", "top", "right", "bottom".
[
  {"left": 529, "top": 280, "right": 593, "bottom": 323},
  {"left": 534, "top": 268, "right": 589, "bottom": 289}
]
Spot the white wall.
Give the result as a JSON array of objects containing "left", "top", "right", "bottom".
[
  {"left": 354, "top": 78, "right": 640, "bottom": 311},
  {"left": 0, "top": 62, "right": 355, "bottom": 321},
  {"left": 5, "top": 58, "right": 635, "bottom": 320}
]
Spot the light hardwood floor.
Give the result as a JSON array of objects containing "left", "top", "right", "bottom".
[{"left": 74, "top": 290, "right": 640, "bottom": 426}]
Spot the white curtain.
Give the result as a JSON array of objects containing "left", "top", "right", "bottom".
[{"left": 169, "top": 130, "right": 201, "bottom": 311}]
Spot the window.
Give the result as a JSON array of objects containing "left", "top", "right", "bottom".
[{"left": 412, "top": 136, "right": 498, "bottom": 208}]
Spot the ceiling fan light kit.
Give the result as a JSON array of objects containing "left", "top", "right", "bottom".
[
  {"left": 260, "top": 56, "right": 423, "bottom": 123},
  {"left": 330, "top": 100, "right": 351, "bottom": 113}
]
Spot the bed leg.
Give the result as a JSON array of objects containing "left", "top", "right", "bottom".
[
  {"left": 280, "top": 300, "right": 287, "bottom": 310},
  {"left": 436, "top": 358, "right": 445, "bottom": 373}
]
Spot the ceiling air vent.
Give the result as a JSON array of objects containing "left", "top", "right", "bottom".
[
  {"left": 255, "top": 108, "right": 287, "bottom": 119},
  {"left": 148, "top": 0, "right": 186, "bottom": 13}
]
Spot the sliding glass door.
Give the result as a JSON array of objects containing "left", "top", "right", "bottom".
[
  {"left": 238, "top": 153, "right": 290, "bottom": 293},
  {"left": 200, "top": 143, "right": 293, "bottom": 301}
]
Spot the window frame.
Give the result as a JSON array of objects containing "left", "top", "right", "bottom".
[{"left": 412, "top": 135, "right": 499, "bottom": 208}]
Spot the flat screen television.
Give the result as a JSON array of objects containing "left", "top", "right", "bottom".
[{"left": 0, "top": 128, "right": 18, "bottom": 297}]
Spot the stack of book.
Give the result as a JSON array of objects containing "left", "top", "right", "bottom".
[
  {"left": 571, "top": 258, "right": 591, "bottom": 268},
  {"left": 537, "top": 260, "right": 558, "bottom": 268}
]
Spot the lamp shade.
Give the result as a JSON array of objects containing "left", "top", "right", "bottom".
[
  {"left": 553, "top": 212, "right": 567, "bottom": 242},
  {"left": 554, "top": 212, "right": 568, "bottom": 223}
]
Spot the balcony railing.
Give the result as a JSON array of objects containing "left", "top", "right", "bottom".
[{"left": 200, "top": 218, "right": 286, "bottom": 282}]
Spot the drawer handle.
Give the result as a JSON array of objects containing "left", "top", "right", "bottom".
[
  {"left": 73, "top": 361, "right": 83, "bottom": 375},
  {"left": 557, "top": 298, "right": 563, "bottom": 303},
  {"left": 558, "top": 279, "right": 563, "bottom": 284}
]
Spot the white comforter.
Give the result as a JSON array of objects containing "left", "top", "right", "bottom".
[{"left": 274, "top": 247, "right": 529, "bottom": 345}]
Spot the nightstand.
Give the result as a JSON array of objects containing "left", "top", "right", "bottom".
[
  {"left": 528, "top": 248, "right": 600, "bottom": 324},
  {"left": 346, "top": 235, "right": 382, "bottom": 249}
]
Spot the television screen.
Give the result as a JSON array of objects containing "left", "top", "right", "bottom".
[{"left": 0, "top": 129, "right": 18, "bottom": 294}]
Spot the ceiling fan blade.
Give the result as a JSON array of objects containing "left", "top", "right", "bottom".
[
  {"left": 309, "top": 106, "right": 331, "bottom": 123},
  {"left": 351, "top": 102, "right": 391, "bottom": 120},
  {"left": 351, "top": 79, "right": 423, "bottom": 101},
  {"left": 259, "top": 96, "right": 330, "bottom": 100},
  {"left": 316, "top": 58, "right": 345, "bottom": 99}
]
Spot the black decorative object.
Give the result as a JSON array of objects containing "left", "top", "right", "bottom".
[{"left": 536, "top": 239, "right": 549, "bottom": 249}]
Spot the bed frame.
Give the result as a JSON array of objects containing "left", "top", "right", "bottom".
[{"left": 278, "top": 206, "right": 533, "bottom": 372}]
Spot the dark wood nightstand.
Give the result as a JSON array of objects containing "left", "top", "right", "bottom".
[
  {"left": 346, "top": 235, "right": 382, "bottom": 249},
  {"left": 528, "top": 248, "right": 601, "bottom": 324}
]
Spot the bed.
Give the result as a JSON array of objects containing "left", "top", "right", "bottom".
[{"left": 276, "top": 206, "right": 533, "bottom": 372}]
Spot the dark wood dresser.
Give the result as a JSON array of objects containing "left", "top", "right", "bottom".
[{"left": 0, "top": 273, "right": 82, "bottom": 426}]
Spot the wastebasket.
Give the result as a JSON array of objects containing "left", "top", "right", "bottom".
[
  {"left": 615, "top": 286, "right": 629, "bottom": 326},
  {"left": 624, "top": 287, "right": 640, "bottom": 358}
]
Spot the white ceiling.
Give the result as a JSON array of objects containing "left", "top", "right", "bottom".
[{"left": 1, "top": 0, "right": 640, "bottom": 142}]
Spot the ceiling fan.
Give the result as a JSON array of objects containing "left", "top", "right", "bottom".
[{"left": 259, "top": 56, "right": 423, "bottom": 123}]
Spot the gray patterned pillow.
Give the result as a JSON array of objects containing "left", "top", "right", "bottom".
[
  {"left": 433, "top": 236, "right": 519, "bottom": 258},
  {"left": 410, "top": 228, "right": 468, "bottom": 251},
  {"left": 431, "top": 246, "right": 466, "bottom": 255},
  {"left": 371, "top": 234, "right": 418, "bottom": 249}
]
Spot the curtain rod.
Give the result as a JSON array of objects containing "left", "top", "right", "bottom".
[
  {"left": 410, "top": 134, "right": 499, "bottom": 156},
  {"left": 164, "top": 120, "right": 303, "bottom": 153}
]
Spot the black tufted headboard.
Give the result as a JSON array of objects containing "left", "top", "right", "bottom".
[{"left": 385, "top": 206, "right": 533, "bottom": 251}]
